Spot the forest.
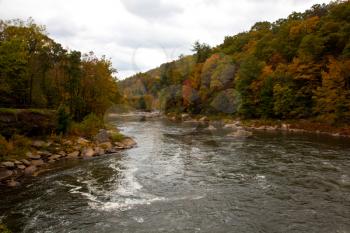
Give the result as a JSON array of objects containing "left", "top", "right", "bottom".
[
  {"left": 0, "top": 18, "right": 120, "bottom": 123},
  {"left": 120, "top": 0, "right": 350, "bottom": 125}
]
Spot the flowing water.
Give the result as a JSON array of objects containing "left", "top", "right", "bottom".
[{"left": 1, "top": 114, "right": 350, "bottom": 233}]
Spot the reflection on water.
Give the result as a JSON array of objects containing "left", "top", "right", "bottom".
[{"left": 0, "top": 115, "right": 350, "bottom": 233}]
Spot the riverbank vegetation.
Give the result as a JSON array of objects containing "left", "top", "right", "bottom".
[{"left": 120, "top": 1, "right": 350, "bottom": 128}]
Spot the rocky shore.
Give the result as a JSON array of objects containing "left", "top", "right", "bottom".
[
  {"left": 0, "top": 129, "right": 136, "bottom": 187},
  {"left": 165, "top": 113, "right": 350, "bottom": 138}
]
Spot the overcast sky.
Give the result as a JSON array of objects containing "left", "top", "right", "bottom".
[{"left": 0, "top": 0, "right": 330, "bottom": 79}]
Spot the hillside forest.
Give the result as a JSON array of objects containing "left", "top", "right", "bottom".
[{"left": 120, "top": 0, "right": 350, "bottom": 125}]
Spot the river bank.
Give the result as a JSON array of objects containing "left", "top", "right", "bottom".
[
  {"left": 0, "top": 129, "right": 136, "bottom": 187},
  {"left": 165, "top": 113, "right": 350, "bottom": 138}
]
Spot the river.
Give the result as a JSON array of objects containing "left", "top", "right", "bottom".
[{"left": 1, "top": 114, "right": 350, "bottom": 233}]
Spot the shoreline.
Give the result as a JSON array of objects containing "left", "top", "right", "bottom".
[
  {"left": 165, "top": 113, "right": 350, "bottom": 138},
  {"left": 0, "top": 129, "right": 137, "bottom": 188}
]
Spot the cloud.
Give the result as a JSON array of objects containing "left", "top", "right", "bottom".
[
  {"left": 0, "top": 0, "right": 332, "bottom": 79},
  {"left": 120, "top": 0, "right": 183, "bottom": 20}
]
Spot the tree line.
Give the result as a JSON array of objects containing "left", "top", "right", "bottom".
[
  {"left": 0, "top": 18, "right": 120, "bottom": 121},
  {"left": 120, "top": 0, "right": 350, "bottom": 125}
]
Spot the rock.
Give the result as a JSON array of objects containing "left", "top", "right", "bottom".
[
  {"left": 0, "top": 168, "right": 13, "bottom": 181},
  {"left": 94, "top": 147, "right": 105, "bottom": 156},
  {"left": 58, "top": 151, "right": 66, "bottom": 157},
  {"left": 207, "top": 125, "right": 216, "bottom": 131},
  {"left": 31, "top": 159, "right": 44, "bottom": 167},
  {"left": 48, "top": 154, "right": 61, "bottom": 161},
  {"left": 228, "top": 130, "right": 253, "bottom": 138},
  {"left": 82, "top": 147, "right": 95, "bottom": 158},
  {"left": 198, "top": 116, "right": 208, "bottom": 122},
  {"left": 1, "top": 161, "right": 15, "bottom": 169},
  {"left": 281, "top": 123, "right": 290, "bottom": 130},
  {"left": 32, "top": 140, "right": 47, "bottom": 148},
  {"left": 181, "top": 113, "right": 190, "bottom": 121},
  {"left": 20, "top": 159, "right": 31, "bottom": 166},
  {"left": 17, "top": 165, "right": 26, "bottom": 170},
  {"left": 99, "top": 142, "right": 113, "bottom": 150},
  {"left": 77, "top": 137, "right": 90, "bottom": 145},
  {"left": 37, "top": 151, "right": 52, "bottom": 157},
  {"left": 63, "top": 139, "right": 73, "bottom": 145},
  {"left": 67, "top": 151, "right": 80, "bottom": 159},
  {"left": 24, "top": 165, "right": 37, "bottom": 176},
  {"left": 26, "top": 152, "right": 41, "bottom": 160},
  {"left": 14, "top": 160, "right": 22, "bottom": 165},
  {"left": 223, "top": 124, "right": 238, "bottom": 129},
  {"left": 121, "top": 138, "right": 136, "bottom": 148},
  {"left": 6, "top": 179, "right": 20, "bottom": 187},
  {"left": 114, "top": 142, "right": 126, "bottom": 149},
  {"left": 94, "top": 129, "right": 110, "bottom": 143},
  {"left": 48, "top": 159, "right": 55, "bottom": 164}
]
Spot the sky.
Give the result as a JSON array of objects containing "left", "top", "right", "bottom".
[{"left": 0, "top": 0, "right": 331, "bottom": 79}]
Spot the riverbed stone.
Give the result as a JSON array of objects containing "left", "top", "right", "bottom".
[
  {"left": 58, "top": 151, "right": 66, "bottom": 157},
  {"left": 24, "top": 165, "right": 37, "bottom": 175},
  {"left": 0, "top": 168, "right": 13, "bottom": 181},
  {"left": 94, "top": 147, "right": 105, "bottom": 156},
  {"left": 31, "top": 159, "right": 44, "bottom": 167},
  {"left": 1, "top": 161, "right": 15, "bottom": 169},
  {"left": 26, "top": 152, "right": 41, "bottom": 160}
]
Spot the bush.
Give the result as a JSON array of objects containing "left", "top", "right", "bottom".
[
  {"left": 69, "top": 113, "right": 104, "bottom": 138},
  {"left": 110, "top": 132, "right": 125, "bottom": 142},
  {"left": 57, "top": 105, "right": 71, "bottom": 134}
]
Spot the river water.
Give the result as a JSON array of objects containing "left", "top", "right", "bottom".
[{"left": 1, "top": 114, "right": 350, "bottom": 233}]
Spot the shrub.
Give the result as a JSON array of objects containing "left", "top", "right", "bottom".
[{"left": 69, "top": 113, "right": 104, "bottom": 138}]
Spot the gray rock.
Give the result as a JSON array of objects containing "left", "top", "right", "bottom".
[
  {"left": 14, "top": 160, "right": 22, "bottom": 165},
  {"left": 0, "top": 168, "right": 13, "bottom": 181},
  {"left": 67, "top": 151, "right": 80, "bottom": 159},
  {"left": 20, "top": 159, "right": 31, "bottom": 166},
  {"left": 94, "top": 129, "right": 110, "bottom": 143},
  {"left": 31, "top": 159, "right": 44, "bottom": 167},
  {"left": 82, "top": 147, "right": 95, "bottom": 158},
  {"left": 24, "top": 165, "right": 37, "bottom": 175},
  {"left": 1, "top": 161, "right": 15, "bottom": 169},
  {"left": 26, "top": 152, "right": 41, "bottom": 160}
]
